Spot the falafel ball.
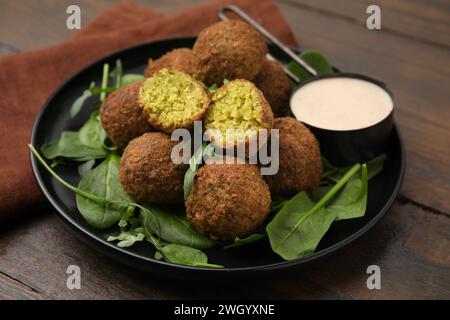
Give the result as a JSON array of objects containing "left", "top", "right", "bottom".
[
  {"left": 264, "top": 117, "right": 322, "bottom": 195},
  {"left": 100, "top": 81, "right": 154, "bottom": 148},
  {"left": 204, "top": 79, "right": 273, "bottom": 150},
  {"left": 144, "top": 48, "right": 197, "bottom": 78},
  {"left": 253, "top": 59, "right": 291, "bottom": 117},
  {"left": 193, "top": 20, "right": 268, "bottom": 86},
  {"left": 138, "top": 68, "right": 210, "bottom": 133},
  {"left": 119, "top": 132, "right": 188, "bottom": 204},
  {"left": 186, "top": 159, "right": 271, "bottom": 241}
]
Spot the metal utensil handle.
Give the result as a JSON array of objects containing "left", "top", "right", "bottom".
[{"left": 218, "top": 5, "right": 317, "bottom": 77}]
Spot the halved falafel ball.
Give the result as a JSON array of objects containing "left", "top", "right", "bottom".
[
  {"left": 100, "top": 81, "right": 154, "bottom": 148},
  {"left": 265, "top": 117, "right": 322, "bottom": 195},
  {"left": 186, "top": 159, "right": 271, "bottom": 241},
  {"left": 119, "top": 132, "right": 188, "bottom": 204},
  {"left": 144, "top": 48, "right": 197, "bottom": 78},
  {"left": 204, "top": 79, "right": 274, "bottom": 150},
  {"left": 138, "top": 68, "right": 209, "bottom": 133},
  {"left": 253, "top": 59, "right": 291, "bottom": 117},
  {"left": 193, "top": 20, "right": 268, "bottom": 86}
]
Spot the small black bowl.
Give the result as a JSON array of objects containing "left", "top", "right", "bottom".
[{"left": 290, "top": 73, "right": 394, "bottom": 166}]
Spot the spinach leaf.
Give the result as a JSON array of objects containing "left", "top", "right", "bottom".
[
  {"left": 76, "top": 153, "right": 132, "bottom": 229},
  {"left": 183, "top": 143, "right": 214, "bottom": 199},
  {"left": 41, "top": 131, "right": 108, "bottom": 161},
  {"left": 158, "top": 244, "right": 223, "bottom": 268},
  {"left": 224, "top": 234, "right": 266, "bottom": 249},
  {"left": 141, "top": 205, "right": 216, "bottom": 249},
  {"left": 287, "top": 50, "right": 333, "bottom": 82},
  {"left": 78, "top": 159, "right": 96, "bottom": 178},
  {"left": 79, "top": 111, "right": 103, "bottom": 149},
  {"left": 267, "top": 164, "right": 361, "bottom": 260},
  {"left": 70, "top": 82, "right": 95, "bottom": 118},
  {"left": 121, "top": 74, "right": 145, "bottom": 87},
  {"left": 327, "top": 164, "right": 368, "bottom": 220},
  {"left": 321, "top": 154, "right": 386, "bottom": 183}
]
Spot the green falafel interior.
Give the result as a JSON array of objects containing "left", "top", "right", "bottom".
[
  {"left": 205, "top": 80, "right": 273, "bottom": 145},
  {"left": 139, "top": 68, "right": 208, "bottom": 132}
]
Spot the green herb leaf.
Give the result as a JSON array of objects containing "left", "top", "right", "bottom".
[
  {"left": 327, "top": 164, "right": 368, "bottom": 220},
  {"left": 76, "top": 153, "right": 132, "bottom": 229},
  {"left": 159, "top": 244, "right": 223, "bottom": 268},
  {"left": 78, "top": 159, "right": 96, "bottom": 178},
  {"left": 183, "top": 143, "right": 211, "bottom": 200},
  {"left": 267, "top": 164, "right": 360, "bottom": 260},
  {"left": 183, "top": 169, "right": 196, "bottom": 200},
  {"left": 70, "top": 82, "right": 95, "bottom": 118},
  {"left": 321, "top": 154, "right": 386, "bottom": 183},
  {"left": 141, "top": 205, "right": 216, "bottom": 249},
  {"left": 41, "top": 131, "right": 108, "bottom": 161},
  {"left": 79, "top": 111, "right": 104, "bottom": 149},
  {"left": 287, "top": 50, "right": 333, "bottom": 82},
  {"left": 224, "top": 234, "right": 266, "bottom": 249},
  {"left": 107, "top": 227, "right": 145, "bottom": 248}
]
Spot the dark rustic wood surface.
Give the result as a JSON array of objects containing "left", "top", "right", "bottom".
[{"left": 0, "top": 0, "right": 449, "bottom": 300}]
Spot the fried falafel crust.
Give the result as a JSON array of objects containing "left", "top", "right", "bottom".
[
  {"left": 144, "top": 48, "right": 197, "bottom": 78},
  {"left": 253, "top": 59, "right": 292, "bottom": 117},
  {"left": 99, "top": 81, "right": 154, "bottom": 148},
  {"left": 265, "top": 117, "right": 322, "bottom": 195},
  {"left": 119, "top": 132, "right": 188, "bottom": 204},
  {"left": 193, "top": 20, "right": 268, "bottom": 86},
  {"left": 186, "top": 160, "right": 271, "bottom": 241}
]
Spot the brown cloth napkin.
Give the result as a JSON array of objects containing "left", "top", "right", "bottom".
[{"left": 0, "top": 0, "right": 297, "bottom": 223}]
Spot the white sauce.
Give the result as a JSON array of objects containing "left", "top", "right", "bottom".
[{"left": 291, "top": 77, "right": 393, "bottom": 131}]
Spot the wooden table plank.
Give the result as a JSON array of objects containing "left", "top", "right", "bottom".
[
  {"left": 281, "top": 0, "right": 450, "bottom": 48},
  {"left": 277, "top": 2, "right": 450, "bottom": 214},
  {"left": 0, "top": 202, "right": 448, "bottom": 299},
  {"left": 0, "top": 0, "right": 449, "bottom": 299},
  {"left": 0, "top": 0, "right": 209, "bottom": 51}
]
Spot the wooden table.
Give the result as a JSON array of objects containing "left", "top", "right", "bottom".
[{"left": 0, "top": 0, "right": 449, "bottom": 299}]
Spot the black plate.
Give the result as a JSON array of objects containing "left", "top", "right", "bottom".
[{"left": 30, "top": 37, "right": 405, "bottom": 279}]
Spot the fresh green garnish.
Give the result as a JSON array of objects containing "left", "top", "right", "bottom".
[
  {"left": 140, "top": 205, "right": 216, "bottom": 250},
  {"left": 224, "top": 234, "right": 266, "bottom": 249},
  {"left": 287, "top": 50, "right": 333, "bottom": 82},
  {"left": 29, "top": 144, "right": 223, "bottom": 268},
  {"left": 267, "top": 164, "right": 365, "bottom": 260}
]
